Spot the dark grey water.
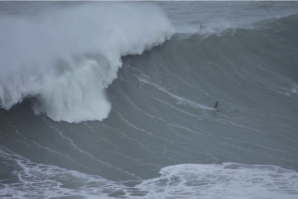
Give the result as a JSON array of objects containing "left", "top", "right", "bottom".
[{"left": 0, "top": 2, "right": 298, "bottom": 199}]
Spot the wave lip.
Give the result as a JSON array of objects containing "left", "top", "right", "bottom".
[{"left": 0, "top": 3, "right": 174, "bottom": 123}]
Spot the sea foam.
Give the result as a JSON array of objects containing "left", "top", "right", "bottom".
[
  {"left": 2, "top": 149, "right": 297, "bottom": 199},
  {"left": 0, "top": 2, "right": 174, "bottom": 122}
]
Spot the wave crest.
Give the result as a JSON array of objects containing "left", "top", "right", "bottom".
[{"left": 0, "top": 3, "right": 174, "bottom": 122}]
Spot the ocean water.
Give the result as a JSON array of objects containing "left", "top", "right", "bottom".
[{"left": 0, "top": 2, "right": 298, "bottom": 199}]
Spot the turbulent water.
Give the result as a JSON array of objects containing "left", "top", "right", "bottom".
[{"left": 0, "top": 2, "right": 298, "bottom": 199}]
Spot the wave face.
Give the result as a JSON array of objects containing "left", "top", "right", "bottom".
[{"left": 0, "top": 2, "right": 174, "bottom": 122}]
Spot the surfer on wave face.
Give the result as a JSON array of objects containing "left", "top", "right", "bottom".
[{"left": 214, "top": 101, "right": 219, "bottom": 111}]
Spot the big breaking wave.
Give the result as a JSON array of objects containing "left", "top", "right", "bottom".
[{"left": 0, "top": 3, "right": 174, "bottom": 123}]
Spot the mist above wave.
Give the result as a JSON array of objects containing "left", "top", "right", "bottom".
[{"left": 0, "top": 3, "right": 174, "bottom": 122}]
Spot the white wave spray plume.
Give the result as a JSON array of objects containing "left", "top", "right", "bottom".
[{"left": 0, "top": 3, "right": 174, "bottom": 122}]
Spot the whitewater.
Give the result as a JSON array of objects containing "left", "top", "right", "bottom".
[
  {"left": 0, "top": 2, "right": 298, "bottom": 199},
  {"left": 0, "top": 3, "right": 174, "bottom": 122}
]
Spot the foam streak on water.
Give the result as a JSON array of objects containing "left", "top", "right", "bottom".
[{"left": 1, "top": 147, "right": 297, "bottom": 199}]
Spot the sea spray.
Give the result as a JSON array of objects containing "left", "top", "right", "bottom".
[{"left": 0, "top": 3, "right": 174, "bottom": 122}]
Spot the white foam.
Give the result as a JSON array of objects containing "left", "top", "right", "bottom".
[
  {"left": 0, "top": 3, "right": 174, "bottom": 122},
  {"left": 5, "top": 140, "right": 298, "bottom": 197},
  {"left": 1, "top": 150, "right": 298, "bottom": 199},
  {"left": 290, "top": 85, "right": 298, "bottom": 94},
  {"left": 279, "top": 84, "right": 298, "bottom": 97},
  {"left": 136, "top": 163, "right": 298, "bottom": 199}
]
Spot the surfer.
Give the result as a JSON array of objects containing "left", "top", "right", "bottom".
[
  {"left": 214, "top": 101, "right": 219, "bottom": 111},
  {"left": 200, "top": 25, "right": 206, "bottom": 30}
]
